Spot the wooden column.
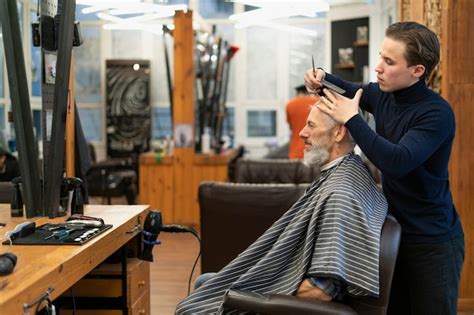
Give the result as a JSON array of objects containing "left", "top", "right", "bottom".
[
  {"left": 65, "top": 53, "right": 75, "bottom": 177},
  {"left": 139, "top": 10, "right": 229, "bottom": 228},
  {"left": 172, "top": 10, "right": 195, "bottom": 226},
  {"left": 400, "top": 0, "right": 474, "bottom": 311}
]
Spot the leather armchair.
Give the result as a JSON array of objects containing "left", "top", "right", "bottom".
[
  {"left": 234, "top": 158, "right": 319, "bottom": 184},
  {"left": 222, "top": 215, "right": 401, "bottom": 315},
  {"left": 199, "top": 181, "right": 309, "bottom": 273}
]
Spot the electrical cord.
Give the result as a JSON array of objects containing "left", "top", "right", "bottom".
[
  {"left": 159, "top": 224, "right": 201, "bottom": 295},
  {"left": 70, "top": 288, "right": 76, "bottom": 315}
]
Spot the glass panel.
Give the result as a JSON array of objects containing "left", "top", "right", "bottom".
[
  {"left": 222, "top": 106, "right": 235, "bottom": 147},
  {"left": 111, "top": 30, "right": 143, "bottom": 59},
  {"left": 246, "top": 26, "right": 278, "bottom": 100},
  {"left": 75, "top": 26, "right": 101, "bottom": 103},
  {"left": 222, "top": 107, "right": 234, "bottom": 137},
  {"left": 152, "top": 107, "right": 172, "bottom": 139},
  {"left": 199, "top": 0, "right": 233, "bottom": 18},
  {"left": 151, "top": 34, "right": 171, "bottom": 103},
  {"left": 33, "top": 109, "right": 42, "bottom": 141},
  {"left": 287, "top": 23, "right": 325, "bottom": 96},
  {"left": 78, "top": 108, "right": 103, "bottom": 142},
  {"left": 31, "top": 10, "right": 41, "bottom": 97},
  {"left": 247, "top": 110, "right": 276, "bottom": 137},
  {"left": 0, "top": 27, "right": 4, "bottom": 98},
  {"left": 17, "top": 3, "right": 23, "bottom": 35}
]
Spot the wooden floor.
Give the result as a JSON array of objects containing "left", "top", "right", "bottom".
[{"left": 150, "top": 232, "right": 201, "bottom": 315}]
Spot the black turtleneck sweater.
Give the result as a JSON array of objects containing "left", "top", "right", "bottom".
[{"left": 325, "top": 73, "right": 462, "bottom": 243}]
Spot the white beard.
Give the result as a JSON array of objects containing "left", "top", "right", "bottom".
[{"left": 303, "top": 143, "right": 329, "bottom": 167}]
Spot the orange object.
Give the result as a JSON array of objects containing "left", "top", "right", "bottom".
[{"left": 286, "top": 95, "right": 318, "bottom": 159}]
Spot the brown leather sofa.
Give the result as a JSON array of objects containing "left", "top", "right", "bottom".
[
  {"left": 222, "top": 215, "right": 401, "bottom": 315},
  {"left": 233, "top": 158, "right": 319, "bottom": 184},
  {"left": 199, "top": 181, "right": 310, "bottom": 273}
]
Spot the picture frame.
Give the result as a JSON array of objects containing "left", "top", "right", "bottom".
[{"left": 43, "top": 51, "right": 57, "bottom": 84}]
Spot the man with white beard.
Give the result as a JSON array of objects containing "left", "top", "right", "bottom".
[{"left": 176, "top": 104, "right": 387, "bottom": 314}]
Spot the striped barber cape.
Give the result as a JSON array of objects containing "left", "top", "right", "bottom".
[{"left": 176, "top": 153, "right": 388, "bottom": 314}]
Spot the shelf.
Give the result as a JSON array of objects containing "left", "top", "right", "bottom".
[
  {"left": 353, "top": 40, "right": 369, "bottom": 47},
  {"left": 335, "top": 63, "right": 355, "bottom": 69}
]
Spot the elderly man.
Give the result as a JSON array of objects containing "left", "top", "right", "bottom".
[{"left": 176, "top": 105, "right": 387, "bottom": 314}]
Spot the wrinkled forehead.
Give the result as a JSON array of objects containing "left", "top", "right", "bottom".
[{"left": 308, "top": 104, "right": 336, "bottom": 128}]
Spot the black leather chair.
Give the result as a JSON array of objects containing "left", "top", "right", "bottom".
[
  {"left": 223, "top": 215, "right": 401, "bottom": 315},
  {"left": 86, "top": 144, "right": 137, "bottom": 205},
  {"left": 199, "top": 181, "right": 309, "bottom": 273},
  {"left": 234, "top": 158, "right": 319, "bottom": 184}
]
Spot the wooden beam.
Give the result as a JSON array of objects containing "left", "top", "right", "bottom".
[
  {"left": 66, "top": 53, "right": 75, "bottom": 177},
  {"left": 172, "top": 10, "right": 195, "bottom": 226}
]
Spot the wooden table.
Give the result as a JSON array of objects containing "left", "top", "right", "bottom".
[{"left": 0, "top": 204, "right": 150, "bottom": 314}]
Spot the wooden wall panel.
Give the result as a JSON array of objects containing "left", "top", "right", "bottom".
[
  {"left": 442, "top": 0, "right": 474, "bottom": 310},
  {"left": 401, "top": 0, "right": 474, "bottom": 310}
]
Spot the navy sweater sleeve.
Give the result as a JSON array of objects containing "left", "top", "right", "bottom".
[
  {"left": 325, "top": 74, "right": 455, "bottom": 179},
  {"left": 345, "top": 109, "right": 454, "bottom": 178}
]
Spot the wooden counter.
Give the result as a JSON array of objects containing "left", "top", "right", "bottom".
[
  {"left": 0, "top": 204, "right": 150, "bottom": 314},
  {"left": 139, "top": 152, "right": 228, "bottom": 227}
]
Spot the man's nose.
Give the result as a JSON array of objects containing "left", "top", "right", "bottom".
[
  {"left": 375, "top": 62, "right": 383, "bottom": 73},
  {"left": 299, "top": 127, "right": 308, "bottom": 139}
]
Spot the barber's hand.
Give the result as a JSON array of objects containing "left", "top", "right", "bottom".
[
  {"left": 304, "top": 68, "right": 325, "bottom": 94},
  {"left": 296, "top": 279, "right": 332, "bottom": 301},
  {"left": 318, "top": 88, "right": 363, "bottom": 124}
]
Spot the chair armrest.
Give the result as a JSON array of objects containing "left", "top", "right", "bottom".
[{"left": 223, "top": 289, "right": 357, "bottom": 315}]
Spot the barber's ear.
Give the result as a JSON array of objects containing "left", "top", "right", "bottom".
[{"left": 412, "top": 64, "right": 426, "bottom": 78}]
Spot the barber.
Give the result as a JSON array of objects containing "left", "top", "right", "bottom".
[{"left": 304, "top": 21, "right": 464, "bottom": 315}]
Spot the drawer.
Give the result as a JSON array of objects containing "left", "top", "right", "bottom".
[
  {"left": 129, "top": 260, "right": 150, "bottom": 304},
  {"left": 131, "top": 290, "right": 150, "bottom": 315}
]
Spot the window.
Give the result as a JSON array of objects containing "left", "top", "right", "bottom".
[
  {"left": 0, "top": 27, "right": 4, "bottom": 99},
  {"left": 31, "top": 10, "right": 41, "bottom": 97},
  {"left": 199, "top": 0, "right": 233, "bottom": 19},
  {"left": 158, "top": 0, "right": 189, "bottom": 5},
  {"left": 111, "top": 30, "right": 143, "bottom": 59},
  {"left": 78, "top": 108, "right": 103, "bottom": 142},
  {"left": 33, "top": 109, "right": 41, "bottom": 141},
  {"left": 0, "top": 105, "right": 4, "bottom": 132},
  {"left": 223, "top": 107, "right": 235, "bottom": 138},
  {"left": 75, "top": 26, "right": 101, "bottom": 103},
  {"left": 287, "top": 22, "right": 325, "bottom": 96},
  {"left": 247, "top": 110, "right": 276, "bottom": 137},
  {"left": 152, "top": 107, "right": 172, "bottom": 139},
  {"left": 246, "top": 26, "right": 278, "bottom": 100},
  {"left": 76, "top": 5, "right": 100, "bottom": 21}
]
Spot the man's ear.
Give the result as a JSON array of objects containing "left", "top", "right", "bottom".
[
  {"left": 412, "top": 64, "right": 426, "bottom": 79},
  {"left": 333, "top": 125, "right": 346, "bottom": 143}
]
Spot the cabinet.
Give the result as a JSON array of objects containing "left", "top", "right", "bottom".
[
  {"left": 331, "top": 17, "right": 369, "bottom": 83},
  {"left": 59, "top": 258, "right": 150, "bottom": 314}
]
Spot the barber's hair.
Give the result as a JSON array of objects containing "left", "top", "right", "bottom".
[{"left": 385, "top": 21, "right": 440, "bottom": 80}]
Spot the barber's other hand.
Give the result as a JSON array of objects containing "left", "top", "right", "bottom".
[
  {"left": 318, "top": 88, "right": 363, "bottom": 124},
  {"left": 304, "top": 68, "right": 325, "bottom": 94},
  {"left": 296, "top": 279, "right": 332, "bottom": 301}
]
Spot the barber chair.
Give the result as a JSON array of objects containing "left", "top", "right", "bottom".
[
  {"left": 222, "top": 215, "right": 401, "bottom": 315},
  {"left": 86, "top": 144, "right": 137, "bottom": 205},
  {"left": 0, "top": 182, "right": 13, "bottom": 203},
  {"left": 199, "top": 181, "right": 310, "bottom": 273},
  {"left": 234, "top": 158, "right": 319, "bottom": 184}
]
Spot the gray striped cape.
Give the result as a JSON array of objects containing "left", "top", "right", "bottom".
[{"left": 176, "top": 153, "right": 387, "bottom": 314}]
